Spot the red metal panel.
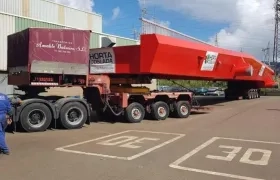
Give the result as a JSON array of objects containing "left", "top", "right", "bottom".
[
  {"left": 140, "top": 34, "right": 253, "bottom": 78},
  {"left": 113, "top": 45, "right": 140, "bottom": 74},
  {"left": 138, "top": 34, "right": 276, "bottom": 86},
  {"left": 92, "top": 33, "right": 276, "bottom": 88},
  {"left": 89, "top": 45, "right": 140, "bottom": 74}
]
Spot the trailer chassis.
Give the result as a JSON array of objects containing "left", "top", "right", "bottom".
[{"left": 9, "top": 75, "right": 198, "bottom": 132}]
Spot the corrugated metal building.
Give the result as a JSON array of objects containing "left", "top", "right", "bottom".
[
  {"left": 0, "top": 0, "right": 145, "bottom": 94},
  {"left": 0, "top": 0, "right": 102, "bottom": 32}
]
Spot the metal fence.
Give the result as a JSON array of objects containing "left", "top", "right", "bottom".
[{"left": 140, "top": 18, "right": 214, "bottom": 46}]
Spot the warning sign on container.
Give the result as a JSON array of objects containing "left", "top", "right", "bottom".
[{"left": 89, "top": 48, "right": 116, "bottom": 74}]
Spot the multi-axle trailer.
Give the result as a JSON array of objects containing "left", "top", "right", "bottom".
[{"left": 7, "top": 28, "right": 277, "bottom": 132}]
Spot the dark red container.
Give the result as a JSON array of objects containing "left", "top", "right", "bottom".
[
  {"left": 7, "top": 28, "right": 91, "bottom": 86},
  {"left": 8, "top": 28, "right": 91, "bottom": 73}
]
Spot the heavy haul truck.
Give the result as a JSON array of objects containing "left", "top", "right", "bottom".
[{"left": 7, "top": 28, "right": 277, "bottom": 133}]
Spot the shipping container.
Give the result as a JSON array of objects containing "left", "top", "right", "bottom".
[
  {"left": 8, "top": 28, "right": 91, "bottom": 76},
  {"left": 0, "top": 13, "right": 15, "bottom": 71}
]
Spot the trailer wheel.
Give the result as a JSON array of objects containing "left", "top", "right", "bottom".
[
  {"left": 252, "top": 90, "right": 257, "bottom": 99},
  {"left": 125, "top": 102, "right": 145, "bottom": 123},
  {"left": 173, "top": 101, "right": 191, "bottom": 118},
  {"left": 151, "top": 101, "right": 170, "bottom": 120},
  {"left": 20, "top": 103, "right": 52, "bottom": 132},
  {"left": 59, "top": 102, "right": 87, "bottom": 129},
  {"left": 256, "top": 91, "right": 259, "bottom": 98},
  {"left": 247, "top": 92, "right": 252, "bottom": 99}
]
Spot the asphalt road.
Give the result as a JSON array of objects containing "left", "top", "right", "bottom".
[{"left": 1, "top": 96, "right": 280, "bottom": 180}]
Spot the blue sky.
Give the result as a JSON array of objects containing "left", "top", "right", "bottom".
[
  {"left": 89, "top": 0, "right": 275, "bottom": 59},
  {"left": 51, "top": 0, "right": 274, "bottom": 59},
  {"left": 93, "top": 0, "right": 226, "bottom": 42}
]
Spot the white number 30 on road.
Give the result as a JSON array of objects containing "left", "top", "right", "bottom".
[{"left": 206, "top": 145, "right": 272, "bottom": 166}]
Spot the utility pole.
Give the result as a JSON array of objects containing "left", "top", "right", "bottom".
[
  {"left": 140, "top": 0, "right": 147, "bottom": 34},
  {"left": 215, "top": 34, "right": 219, "bottom": 47},
  {"left": 262, "top": 42, "right": 270, "bottom": 65},
  {"left": 132, "top": 26, "right": 139, "bottom": 40},
  {"left": 141, "top": 0, "right": 147, "bottom": 17},
  {"left": 153, "top": 7, "right": 156, "bottom": 22},
  {"left": 272, "top": 0, "right": 280, "bottom": 76}
]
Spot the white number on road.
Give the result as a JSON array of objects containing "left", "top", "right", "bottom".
[
  {"left": 239, "top": 148, "right": 272, "bottom": 166},
  {"left": 206, "top": 145, "right": 272, "bottom": 166},
  {"left": 120, "top": 137, "right": 159, "bottom": 149},
  {"left": 97, "top": 136, "right": 160, "bottom": 149},
  {"left": 206, "top": 145, "right": 242, "bottom": 161}
]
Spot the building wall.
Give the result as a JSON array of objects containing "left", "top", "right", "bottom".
[
  {"left": 0, "top": 13, "right": 15, "bottom": 72},
  {"left": 90, "top": 32, "right": 140, "bottom": 48},
  {"left": 0, "top": 74, "right": 14, "bottom": 95},
  {"left": 0, "top": 0, "right": 102, "bottom": 32},
  {"left": 14, "top": 15, "right": 66, "bottom": 32}
]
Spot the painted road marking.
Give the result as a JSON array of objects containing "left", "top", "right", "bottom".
[
  {"left": 55, "top": 130, "right": 185, "bottom": 160},
  {"left": 206, "top": 145, "right": 243, "bottom": 162},
  {"left": 239, "top": 148, "right": 272, "bottom": 166},
  {"left": 169, "top": 137, "right": 280, "bottom": 180},
  {"left": 206, "top": 146, "right": 272, "bottom": 166},
  {"left": 97, "top": 136, "right": 160, "bottom": 148}
]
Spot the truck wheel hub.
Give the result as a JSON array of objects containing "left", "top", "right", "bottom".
[
  {"left": 69, "top": 111, "right": 78, "bottom": 120},
  {"left": 28, "top": 109, "right": 46, "bottom": 126},
  {"left": 158, "top": 107, "right": 166, "bottom": 117},
  {"left": 180, "top": 106, "right": 188, "bottom": 115},
  {"left": 67, "top": 109, "right": 81, "bottom": 122},
  {"left": 131, "top": 108, "right": 141, "bottom": 119}
]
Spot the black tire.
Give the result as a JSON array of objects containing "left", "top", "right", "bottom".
[
  {"left": 59, "top": 102, "right": 87, "bottom": 129},
  {"left": 125, "top": 102, "right": 145, "bottom": 123},
  {"left": 20, "top": 103, "right": 52, "bottom": 132},
  {"left": 151, "top": 101, "right": 170, "bottom": 120},
  {"left": 173, "top": 101, "right": 191, "bottom": 118},
  {"left": 247, "top": 92, "right": 252, "bottom": 100}
]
